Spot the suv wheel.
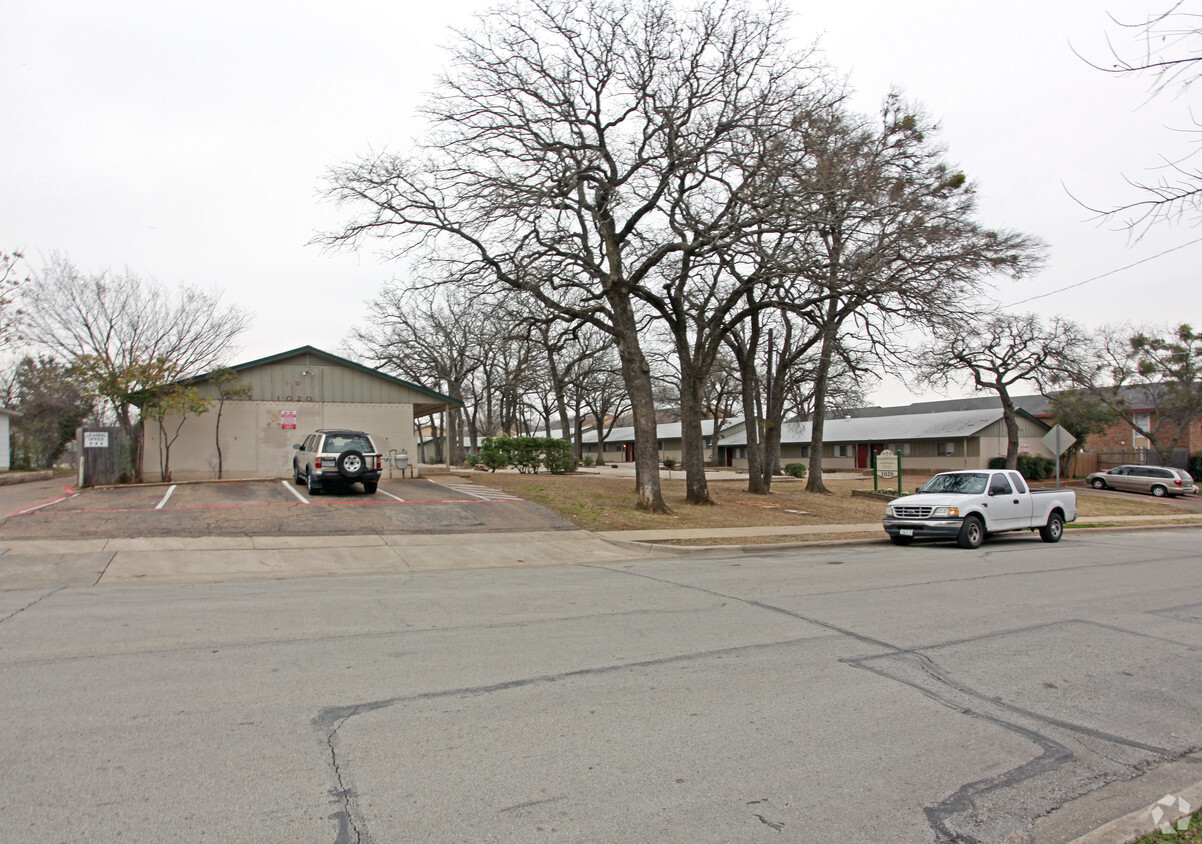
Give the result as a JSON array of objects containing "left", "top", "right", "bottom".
[
  {"left": 306, "top": 472, "right": 320, "bottom": 496},
  {"left": 294, "top": 462, "right": 304, "bottom": 486},
  {"left": 338, "top": 450, "right": 365, "bottom": 479},
  {"left": 363, "top": 481, "right": 378, "bottom": 494}
]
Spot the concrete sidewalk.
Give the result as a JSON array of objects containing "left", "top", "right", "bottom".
[
  {"left": 2, "top": 513, "right": 1199, "bottom": 592},
  {"left": 0, "top": 530, "right": 665, "bottom": 590}
]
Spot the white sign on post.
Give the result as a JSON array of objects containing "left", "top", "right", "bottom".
[{"left": 84, "top": 432, "right": 109, "bottom": 448}]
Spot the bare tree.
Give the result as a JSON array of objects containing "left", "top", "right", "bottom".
[
  {"left": 777, "top": 98, "right": 1045, "bottom": 493},
  {"left": 912, "top": 313, "right": 1084, "bottom": 469},
  {"left": 349, "top": 284, "right": 487, "bottom": 464},
  {"left": 21, "top": 254, "right": 249, "bottom": 480},
  {"left": 1, "top": 249, "right": 28, "bottom": 351},
  {"left": 322, "top": 0, "right": 827, "bottom": 514},
  {"left": 1077, "top": 3, "right": 1202, "bottom": 233}
]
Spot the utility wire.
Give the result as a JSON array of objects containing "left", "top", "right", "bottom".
[{"left": 1003, "top": 236, "right": 1202, "bottom": 308}]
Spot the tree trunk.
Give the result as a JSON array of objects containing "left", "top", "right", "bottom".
[
  {"left": 999, "top": 389, "right": 1019, "bottom": 469},
  {"left": 735, "top": 349, "right": 769, "bottom": 495},
  {"left": 608, "top": 294, "right": 670, "bottom": 513},
  {"left": 678, "top": 365, "right": 714, "bottom": 505},
  {"left": 215, "top": 400, "right": 226, "bottom": 479},
  {"left": 805, "top": 322, "right": 837, "bottom": 495}
]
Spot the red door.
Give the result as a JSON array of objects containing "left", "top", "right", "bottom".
[{"left": 857, "top": 444, "right": 869, "bottom": 469}]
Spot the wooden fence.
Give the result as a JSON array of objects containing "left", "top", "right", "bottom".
[{"left": 77, "top": 427, "right": 134, "bottom": 486}]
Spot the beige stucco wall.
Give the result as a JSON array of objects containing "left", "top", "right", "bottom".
[
  {"left": 0, "top": 413, "right": 10, "bottom": 470},
  {"left": 143, "top": 400, "right": 418, "bottom": 481}
]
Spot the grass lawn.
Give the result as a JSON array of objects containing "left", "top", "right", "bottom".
[{"left": 455, "top": 470, "right": 1200, "bottom": 540}]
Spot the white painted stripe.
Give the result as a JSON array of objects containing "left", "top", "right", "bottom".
[
  {"left": 379, "top": 489, "right": 406, "bottom": 502},
  {"left": 154, "top": 485, "right": 177, "bottom": 510},
  {"left": 441, "top": 483, "right": 522, "bottom": 501},
  {"left": 282, "top": 481, "right": 310, "bottom": 504},
  {"left": 15, "top": 492, "right": 79, "bottom": 514}
]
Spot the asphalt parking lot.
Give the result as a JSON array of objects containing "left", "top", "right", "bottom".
[{"left": 0, "top": 476, "right": 578, "bottom": 540}]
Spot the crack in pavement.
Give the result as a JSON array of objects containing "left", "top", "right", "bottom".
[
  {"left": 309, "top": 633, "right": 831, "bottom": 838},
  {"left": 322, "top": 706, "right": 368, "bottom": 844},
  {"left": 307, "top": 560, "right": 1196, "bottom": 843},
  {"left": 593, "top": 564, "right": 1191, "bottom": 844},
  {"left": 0, "top": 587, "right": 64, "bottom": 625}
]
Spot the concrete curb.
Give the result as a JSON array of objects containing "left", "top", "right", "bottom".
[
  {"left": 1065, "top": 777, "right": 1202, "bottom": 844},
  {"left": 0, "top": 470, "right": 55, "bottom": 486}
]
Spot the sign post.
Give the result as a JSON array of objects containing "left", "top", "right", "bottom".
[{"left": 1041, "top": 425, "right": 1077, "bottom": 489}]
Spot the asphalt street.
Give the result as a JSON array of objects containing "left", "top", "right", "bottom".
[{"left": 1, "top": 529, "right": 1199, "bottom": 842}]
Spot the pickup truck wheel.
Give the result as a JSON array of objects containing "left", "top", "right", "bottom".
[
  {"left": 1039, "top": 512, "right": 1064, "bottom": 543},
  {"left": 363, "top": 481, "right": 378, "bottom": 494},
  {"left": 1151, "top": 484, "right": 1168, "bottom": 497},
  {"left": 957, "top": 516, "right": 985, "bottom": 549},
  {"left": 1090, "top": 478, "right": 1106, "bottom": 490},
  {"left": 890, "top": 535, "right": 912, "bottom": 546}
]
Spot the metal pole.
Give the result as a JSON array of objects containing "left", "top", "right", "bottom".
[{"left": 1055, "top": 428, "right": 1062, "bottom": 489}]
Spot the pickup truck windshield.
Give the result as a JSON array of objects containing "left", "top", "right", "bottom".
[{"left": 920, "top": 473, "right": 988, "bottom": 495}]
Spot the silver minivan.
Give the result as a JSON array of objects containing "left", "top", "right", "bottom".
[{"left": 1086, "top": 465, "right": 1197, "bottom": 497}]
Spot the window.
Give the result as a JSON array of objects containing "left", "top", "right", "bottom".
[
  {"left": 836, "top": 444, "right": 851, "bottom": 458},
  {"left": 1132, "top": 412, "right": 1151, "bottom": 445},
  {"left": 937, "top": 442, "right": 955, "bottom": 456},
  {"left": 1007, "top": 472, "right": 1028, "bottom": 494},
  {"left": 989, "top": 475, "right": 1013, "bottom": 495},
  {"left": 801, "top": 445, "right": 811, "bottom": 458},
  {"left": 889, "top": 443, "right": 911, "bottom": 456}
]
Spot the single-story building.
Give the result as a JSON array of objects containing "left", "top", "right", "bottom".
[
  {"left": 140, "top": 346, "right": 462, "bottom": 482},
  {"left": 0, "top": 408, "right": 19, "bottom": 471},
  {"left": 581, "top": 418, "right": 735, "bottom": 464},
  {"left": 854, "top": 389, "right": 1201, "bottom": 470},
  {"left": 718, "top": 408, "right": 1056, "bottom": 472}
]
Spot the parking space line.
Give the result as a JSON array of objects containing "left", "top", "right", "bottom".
[
  {"left": 154, "top": 485, "right": 177, "bottom": 510},
  {"left": 11, "top": 488, "right": 80, "bottom": 515},
  {"left": 379, "top": 489, "right": 406, "bottom": 502},
  {"left": 282, "top": 481, "right": 310, "bottom": 504}
]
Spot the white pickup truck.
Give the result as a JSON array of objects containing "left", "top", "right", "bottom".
[{"left": 882, "top": 469, "right": 1077, "bottom": 549}]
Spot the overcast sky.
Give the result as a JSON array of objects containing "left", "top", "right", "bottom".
[{"left": 3, "top": 0, "right": 1198, "bottom": 406}]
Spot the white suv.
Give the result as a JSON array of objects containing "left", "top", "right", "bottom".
[{"left": 292, "top": 429, "right": 383, "bottom": 495}]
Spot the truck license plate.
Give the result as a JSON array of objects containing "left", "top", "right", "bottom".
[{"left": 900, "top": 529, "right": 914, "bottom": 536}]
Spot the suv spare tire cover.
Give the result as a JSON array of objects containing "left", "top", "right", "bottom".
[{"left": 338, "top": 450, "right": 365, "bottom": 478}]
